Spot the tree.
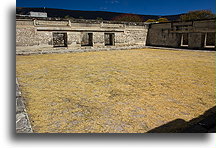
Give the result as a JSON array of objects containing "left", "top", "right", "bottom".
[
  {"left": 180, "top": 10, "right": 215, "bottom": 21},
  {"left": 158, "top": 18, "right": 169, "bottom": 22},
  {"left": 96, "top": 17, "right": 103, "bottom": 21},
  {"left": 145, "top": 19, "right": 157, "bottom": 23},
  {"left": 64, "top": 15, "right": 74, "bottom": 20},
  {"left": 112, "top": 14, "right": 144, "bottom": 22},
  {"left": 64, "top": 15, "right": 70, "bottom": 19}
]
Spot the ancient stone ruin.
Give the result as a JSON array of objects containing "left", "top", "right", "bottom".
[
  {"left": 16, "top": 17, "right": 215, "bottom": 54},
  {"left": 16, "top": 15, "right": 216, "bottom": 133},
  {"left": 16, "top": 18, "right": 148, "bottom": 54},
  {"left": 146, "top": 19, "right": 215, "bottom": 49}
]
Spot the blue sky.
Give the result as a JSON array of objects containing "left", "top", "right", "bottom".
[{"left": 16, "top": 0, "right": 215, "bottom": 15}]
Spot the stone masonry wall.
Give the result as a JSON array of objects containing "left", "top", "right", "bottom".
[
  {"left": 67, "top": 32, "right": 81, "bottom": 47},
  {"left": 146, "top": 24, "right": 181, "bottom": 47},
  {"left": 146, "top": 19, "right": 215, "bottom": 50},
  {"left": 125, "top": 29, "right": 148, "bottom": 46},
  {"left": 36, "top": 31, "right": 53, "bottom": 46},
  {"left": 16, "top": 21, "right": 38, "bottom": 46},
  {"left": 188, "top": 33, "right": 203, "bottom": 49},
  {"left": 16, "top": 18, "right": 215, "bottom": 54},
  {"left": 93, "top": 32, "right": 105, "bottom": 47},
  {"left": 16, "top": 19, "right": 148, "bottom": 54}
]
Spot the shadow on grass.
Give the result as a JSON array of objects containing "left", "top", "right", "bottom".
[{"left": 147, "top": 106, "right": 216, "bottom": 133}]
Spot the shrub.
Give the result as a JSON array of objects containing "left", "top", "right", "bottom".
[
  {"left": 158, "top": 18, "right": 169, "bottom": 22},
  {"left": 145, "top": 19, "right": 157, "bottom": 23},
  {"left": 180, "top": 10, "right": 215, "bottom": 21}
]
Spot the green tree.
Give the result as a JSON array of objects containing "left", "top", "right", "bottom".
[
  {"left": 180, "top": 10, "right": 215, "bottom": 21},
  {"left": 158, "top": 18, "right": 169, "bottom": 22}
]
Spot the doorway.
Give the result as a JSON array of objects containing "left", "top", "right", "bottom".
[
  {"left": 180, "top": 33, "right": 188, "bottom": 47},
  {"left": 81, "top": 33, "right": 93, "bottom": 46},
  {"left": 53, "top": 32, "right": 67, "bottom": 47},
  {"left": 105, "top": 33, "right": 115, "bottom": 46}
]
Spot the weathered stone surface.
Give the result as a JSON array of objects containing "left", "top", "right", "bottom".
[
  {"left": 146, "top": 19, "right": 215, "bottom": 50},
  {"left": 16, "top": 97, "right": 25, "bottom": 113},
  {"left": 16, "top": 113, "right": 28, "bottom": 127},
  {"left": 16, "top": 112, "right": 33, "bottom": 133},
  {"left": 16, "top": 78, "right": 33, "bottom": 133},
  {"left": 16, "top": 128, "right": 33, "bottom": 133},
  {"left": 16, "top": 19, "right": 148, "bottom": 54}
]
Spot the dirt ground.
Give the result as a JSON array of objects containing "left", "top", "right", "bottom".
[{"left": 16, "top": 48, "right": 215, "bottom": 133}]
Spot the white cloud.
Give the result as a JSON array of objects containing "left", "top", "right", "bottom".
[
  {"left": 100, "top": 7, "right": 108, "bottom": 10},
  {"left": 105, "top": 0, "right": 120, "bottom": 4}
]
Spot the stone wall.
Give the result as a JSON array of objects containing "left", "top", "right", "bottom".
[
  {"left": 16, "top": 19, "right": 148, "bottom": 54},
  {"left": 35, "top": 20, "right": 69, "bottom": 26},
  {"left": 188, "top": 33, "right": 203, "bottom": 49},
  {"left": 146, "top": 19, "right": 215, "bottom": 50},
  {"left": 16, "top": 18, "right": 215, "bottom": 54},
  {"left": 16, "top": 78, "right": 33, "bottom": 133},
  {"left": 16, "top": 20, "right": 37, "bottom": 46},
  {"left": 67, "top": 32, "right": 81, "bottom": 47},
  {"left": 93, "top": 32, "right": 104, "bottom": 47},
  {"left": 125, "top": 29, "right": 148, "bottom": 46},
  {"left": 146, "top": 23, "right": 181, "bottom": 47}
]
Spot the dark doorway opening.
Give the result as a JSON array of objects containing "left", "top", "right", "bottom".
[
  {"left": 205, "top": 32, "right": 215, "bottom": 48},
  {"left": 105, "top": 33, "right": 115, "bottom": 46},
  {"left": 180, "top": 33, "right": 188, "bottom": 47},
  {"left": 53, "top": 32, "right": 67, "bottom": 47},
  {"left": 81, "top": 33, "right": 93, "bottom": 46}
]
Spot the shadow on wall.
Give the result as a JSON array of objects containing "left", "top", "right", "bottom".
[{"left": 147, "top": 106, "right": 216, "bottom": 133}]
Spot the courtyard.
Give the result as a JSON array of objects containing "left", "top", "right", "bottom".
[{"left": 16, "top": 48, "right": 215, "bottom": 133}]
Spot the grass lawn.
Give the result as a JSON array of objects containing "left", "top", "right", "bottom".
[{"left": 16, "top": 48, "right": 215, "bottom": 133}]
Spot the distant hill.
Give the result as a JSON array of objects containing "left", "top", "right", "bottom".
[{"left": 16, "top": 7, "right": 181, "bottom": 22}]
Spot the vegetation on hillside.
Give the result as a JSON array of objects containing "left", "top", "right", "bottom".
[
  {"left": 180, "top": 10, "right": 215, "bottom": 21},
  {"left": 64, "top": 15, "right": 74, "bottom": 20},
  {"left": 145, "top": 18, "right": 169, "bottom": 23},
  {"left": 145, "top": 19, "right": 157, "bottom": 22},
  {"left": 96, "top": 17, "right": 103, "bottom": 21},
  {"left": 157, "top": 17, "right": 169, "bottom": 22}
]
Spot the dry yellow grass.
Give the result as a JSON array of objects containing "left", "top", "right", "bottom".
[{"left": 16, "top": 48, "right": 215, "bottom": 133}]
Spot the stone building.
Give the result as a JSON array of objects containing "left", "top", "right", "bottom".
[
  {"left": 28, "top": 12, "right": 47, "bottom": 18},
  {"left": 16, "top": 17, "right": 215, "bottom": 54},
  {"left": 16, "top": 18, "right": 148, "bottom": 54},
  {"left": 146, "top": 18, "right": 215, "bottom": 50}
]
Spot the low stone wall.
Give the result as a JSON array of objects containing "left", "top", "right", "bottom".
[{"left": 16, "top": 78, "right": 33, "bottom": 133}]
